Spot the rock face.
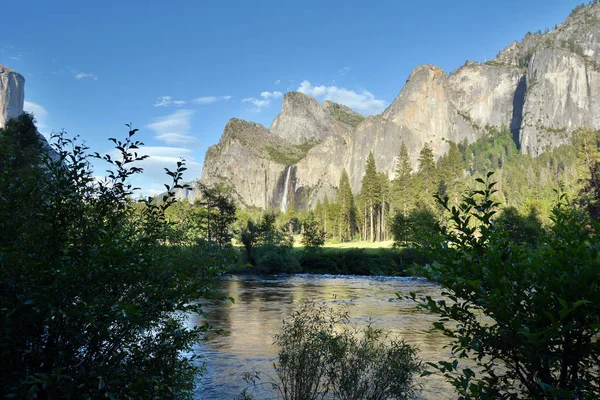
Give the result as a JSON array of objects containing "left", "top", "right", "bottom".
[
  {"left": 0, "top": 65, "right": 25, "bottom": 128},
  {"left": 344, "top": 62, "right": 525, "bottom": 191},
  {"left": 201, "top": 119, "right": 288, "bottom": 209},
  {"left": 269, "top": 92, "right": 353, "bottom": 144},
  {"left": 491, "top": 4, "right": 600, "bottom": 154},
  {"left": 202, "top": 94, "right": 362, "bottom": 208},
  {"left": 449, "top": 62, "right": 526, "bottom": 132},
  {"left": 520, "top": 48, "right": 600, "bottom": 155},
  {"left": 201, "top": 3, "right": 600, "bottom": 208},
  {"left": 0, "top": 64, "right": 60, "bottom": 162}
]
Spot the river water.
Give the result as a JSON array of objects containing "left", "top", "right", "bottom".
[{"left": 192, "top": 274, "right": 456, "bottom": 399}]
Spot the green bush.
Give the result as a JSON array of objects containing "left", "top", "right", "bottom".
[
  {"left": 246, "top": 301, "right": 420, "bottom": 400},
  {"left": 413, "top": 172, "right": 600, "bottom": 399},
  {"left": 0, "top": 116, "right": 223, "bottom": 399},
  {"left": 254, "top": 247, "right": 300, "bottom": 274}
]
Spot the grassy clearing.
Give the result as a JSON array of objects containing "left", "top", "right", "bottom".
[{"left": 322, "top": 240, "right": 394, "bottom": 249}]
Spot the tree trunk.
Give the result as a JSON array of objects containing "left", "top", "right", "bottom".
[{"left": 369, "top": 202, "right": 374, "bottom": 242}]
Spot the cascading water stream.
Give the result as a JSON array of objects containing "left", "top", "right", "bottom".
[{"left": 280, "top": 166, "right": 291, "bottom": 213}]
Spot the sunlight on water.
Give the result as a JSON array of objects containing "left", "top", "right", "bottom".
[{"left": 193, "top": 274, "right": 456, "bottom": 399}]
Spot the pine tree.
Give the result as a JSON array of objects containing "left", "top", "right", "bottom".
[
  {"left": 437, "top": 141, "right": 464, "bottom": 206},
  {"left": 393, "top": 143, "right": 413, "bottom": 217},
  {"left": 415, "top": 142, "right": 437, "bottom": 209},
  {"left": 361, "top": 152, "right": 380, "bottom": 241},
  {"left": 577, "top": 129, "right": 600, "bottom": 220},
  {"left": 314, "top": 199, "right": 324, "bottom": 231},
  {"left": 337, "top": 169, "right": 356, "bottom": 241},
  {"left": 323, "top": 195, "right": 330, "bottom": 239},
  {"left": 377, "top": 172, "right": 390, "bottom": 241}
]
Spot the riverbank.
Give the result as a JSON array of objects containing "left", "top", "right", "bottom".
[{"left": 231, "top": 243, "right": 432, "bottom": 276}]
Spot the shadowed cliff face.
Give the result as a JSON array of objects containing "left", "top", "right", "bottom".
[
  {"left": 199, "top": 2, "right": 600, "bottom": 208},
  {"left": 520, "top": 47, "right": 600, "bottom": 155},
  {"left": 271, "top": 165, "right": 298, "bottom": 212},
  {"left": 0, "top": 65, "right": 25, "bottom": 128},
  {"left": 0, "top": 64, "right": 60, "bottom": 162}
]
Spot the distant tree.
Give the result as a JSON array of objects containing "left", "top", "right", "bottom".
[
  {"left": 392, "top": 142, "right": 413, "bottom": 217},
  {"left": 415, "top": 142, "right": 437, "bottom": 209},
  {"left": 0, "top": 112, "right": 44, "bottom": 170},
  {"left": 495, "top": 206, "right": 544, "bottom": 247},
  {"left": 322, "top": 195, "right": 330, "bottom": 238},
  {"left": 337, "top": 169, "right": 356, "bottom": 241},
  {"left": 437, "top": 141, "right": 464, "bottom": 206},
  {"left": 361, "top": 152, "right": 380, "bottom": 241},
  {"left": 577, "top": 129, "right": 600, "bottom": 221},
  {"left": 377, "top": 172, "right": 390, "bottom": 241},
  {"left": 198, "top": 183, "right": 237, "bottom": 247},
  {"left": 240, "top": 219, "right": 261, "bottom": 265},
  {"left": 301, "top": 211, "right": 325, "bottom": 250}
]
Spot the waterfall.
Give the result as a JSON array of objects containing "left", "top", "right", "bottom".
[{"left": 280, "top": 166, "right": 292, "bottom": 213}]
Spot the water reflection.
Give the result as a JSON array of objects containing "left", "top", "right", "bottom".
[{"left": 193, "top": 274, "right": 455, "bottom": 399}]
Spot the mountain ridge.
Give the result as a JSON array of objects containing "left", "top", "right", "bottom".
[{"left": 200, "top": 2, "right": 600, "bottom": 210}]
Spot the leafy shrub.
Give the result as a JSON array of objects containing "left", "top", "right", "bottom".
[
  {"left": 254, "top": 247, "right": 300, "bottom": 274},
  {"left": 413, "top": 172, "right": 600, "bottom": 399},
  {"left": 267, "top": 302, "right": 420, "bottom": 400},
  {"left": 0, "top": 116, "right": 223, "bottom": 399},
  {"left": 301, "top": 211, "right": 325, "bottom": 250},
  {"left": 326, "top": 322, "right": 419, "bottom": 400},
  {"left": 390, "top": 208, "right": 441, "bottom": 249}
]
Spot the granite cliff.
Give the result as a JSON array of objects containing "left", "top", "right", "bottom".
[
  {"left": 0, "top": 64, "right": 57, "bottom": 160},
  {"left": 0, "top": 65, "right": 25, "bottom": 128},
  {"left": 197, "top": 3, "right": 600, "bottom": 208}
]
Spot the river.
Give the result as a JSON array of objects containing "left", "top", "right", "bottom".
[{"left": 192, "top": 274, "right": 456, "bottom": 399}]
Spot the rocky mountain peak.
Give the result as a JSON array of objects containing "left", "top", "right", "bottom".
[
  {"left": 382, "top": 64, "right": 448, "bottom": 124},
  {"left": 494, "top": 2, "right": 600, "bottom": 68},
  {"left": 322, "top": 100, "right": 365, "bottom": 128},
  {"left": 269, "top": 91, "right": 350, "bottom": 145},
  {"left": 200, "top": 3, "right": 600, "bottom": 209},
  {"left": 0, "top": 64, "right": 25, "bottom": 129}
]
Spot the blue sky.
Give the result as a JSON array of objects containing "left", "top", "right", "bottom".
[{"left": 0, "top": 0, "right": 584, "bottom": 195}]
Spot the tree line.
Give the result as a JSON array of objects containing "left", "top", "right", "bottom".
[{"left": 303, "top": 125, "right": 598, "bottom": 245}]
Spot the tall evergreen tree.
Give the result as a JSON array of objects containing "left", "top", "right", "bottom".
[
  {"left": 393, "top": 143, "right": 413, "bottom": 217},
  {"left": 437, "top": 141, "right": 464, "bottom": 206},
  {"left": 577, "top": 129, "right": 600, "bottom": 221},
  {"left": 377, "top": 172, "right": 390, "bottom": 241},
  {"left": 337, "top": 169, "right": 356, "bottom": 241},
  {"left": 361, "top": 152, "right": 380, "bottom": 241},
  {"left": 323, "top": 195, "right": 330, "bottom": 238},
  {"left": 314, "top": 199, "right": 324, "bottom": 231},
  {"left": 415, "top": 142, "right": 437, "bottom": 209}
]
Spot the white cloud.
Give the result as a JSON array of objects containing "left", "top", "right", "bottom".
[
  {"left": 338, "top": 66, "right": 351, "bottom": 76},
  {"left": 147, "top": 109, "right": 194, "bottom": 134},
  {"left": 106, "top": 145, "right": 202, "bottom": 197},
  {"left": 24, "top": 101, "right": 48, "bottom": 123},
  {"left": 274, "top": 79, "right": 281, "bottom": 85},
  {"left": 242, "top": 90, "right": 283, "bottom": 112},
  {"left": 155, "top": 132, "right": 199, "bottom": 146},
  {"left": 297, "top": 80, "right": 387, "bottom": 115},
  {"left": 260, "top": 91, "right": 282, "bottom": 99},
  {"left": 23, "top": 101, "right": 50, "bottom": 138},
  {"left": 192, "top": 95, "right": 232, "bottom": 105},
  {"left": 147, "top": 109, "right": 200, "bottom": 148},
  {"left": 75, "top": 72, "right": 98, "bottom": 80},
  {"left": 154, "top": 96, "right": 186, "bottom": 107}
]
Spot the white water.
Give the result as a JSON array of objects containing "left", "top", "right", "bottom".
[{"left": 280, "top": 166, "right": 291, "bottom": 213}]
